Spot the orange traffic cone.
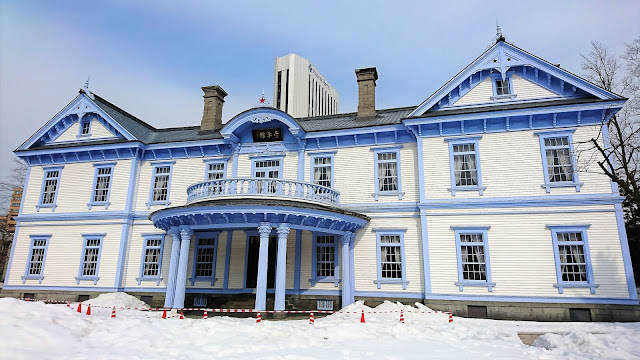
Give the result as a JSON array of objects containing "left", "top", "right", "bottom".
[
  {"left": 256, "top": 312, "right": 262, "bottom": 323},
  {"left": 162, "top": 308, "right": 167, "bottom": 319},
  {"left": 77, "top": 303, "right": 82, "bottom": 313},
  {"left": 448, "top": 311, "right": 453, "bottom": 323},
  {"left": 399, "top": 310, "right": 405, "bottom": 323},
  {"left": 360, "top": 310, "right": 365, "bottom": 323},
  {"left": 203, "top": 310, "right": 208, "bottom": 319},
  {"left": 309, "top": 312, "right": 315, "bottom": 325},
  {"left": 86, "top": 305, "right": 91, "bottom": 316},
  {"left": 111, "top": 306, "right": 116, "bottom": 318},
  {"left": 180, "top": 311, "right": 184, "bottom": 319}
]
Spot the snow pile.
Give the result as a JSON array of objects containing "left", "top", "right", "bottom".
[
  {"left": 533, "top": 330, "right": 638, "bottom": 359},
  {"left": 374, "top": 300, "right": 415, "bottom": 312},
  {"left": 415, "top": 302, "right": 435, "bottom": 312},
  {"left": 81, "top": 292, "right": 150, "bottom": 309}
]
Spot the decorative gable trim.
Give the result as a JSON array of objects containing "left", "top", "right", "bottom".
[
  {"left": 18, "top": 92, "right": 138, "bottom": 151},
  {"left": 409, "top": 41, "right": 623, "bottom": 117}
]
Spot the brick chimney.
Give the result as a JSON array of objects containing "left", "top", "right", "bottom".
[
  {"left": 200, "top": 85, "right": 228, "bottom": 133},
  {"left": 355, "top": 67, "right": 378, "bottom": 118}
]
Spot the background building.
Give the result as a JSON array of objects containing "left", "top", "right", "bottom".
[
  {"left": 273, "top": 54, "right": 339, "bottom": 118},
  {"left": 0, "top": 187, "right": 22, "bottom": 280}
]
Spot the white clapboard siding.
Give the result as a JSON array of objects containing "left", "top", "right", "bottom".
[
  {"left": 353, "top": 216, "right": 424, "bottom": 293},
  {"left": 423, "top": 126, "right": 611, "bottom": 200},
  {"left": 53, "top": 119, "right": 116, "bottom": 143},
  {"left": 427, "top": 209, "right": 629, "bottom": 298},
  {"left": 53, "top": 122, "right": 81, "bottom": 142},
  {"left": 124, "top": 223, "right": 168, "bottom": 289},
  {"left": 511, "top": 74, "right": 559, "bottom": 100},
  {"left": 22, "top": 160, "right": 131, "bottom": 214},
  {"left": 7, "top": 223, "right": 124, "bottom": 287},
  {"left": 453, "top": 77, "right": 494, "bottom": 106},
  {"left": 89, "top": 120, "right": 116, "bottom": 139}
]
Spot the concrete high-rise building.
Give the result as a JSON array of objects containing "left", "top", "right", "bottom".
[{"left": 273, "top": 54, "right": 339, "bottom": 118}]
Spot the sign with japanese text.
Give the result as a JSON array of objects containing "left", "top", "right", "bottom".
[{"left": 252, "top": 128, "right": 283, "bottom": 142}]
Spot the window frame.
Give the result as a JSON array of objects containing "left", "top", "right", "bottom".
[
  {"left": 77, "top": 116, "right": 92, "bottom": 138},
  {"left": 75, "top": 234, "right": 105, "bottom": 285},
  {"left": 310, "top": 232, "right": 339, "bottom": 287},
  {"left": 547, "top": 225, "right": 598, "bottom": 294},
  {"left": 189, "top": 231, "right": 219, "bottom": 286},
  {"left": 136, "top": 233, "right": 166, "bottom": 285},
  {"left": 535, "top": 130, "right": 583, "bottom": 193},
  {"left": 373, "top": 229, "right": 409, "bottom": 289},
  {"left": 146, "top": 161, "right": 175, "bottom": 209},
  {"left": 490, "top": 73, "right": 517, "bottom": 101},
  {"left": 37, "top": 166, "right": 64, "bottom": 212},
  {"left": 22, "top": 235, "right": 51, "bottom": 284},
  {"left": 371, "top": 146, "right": 404, "bottom": 200},
  {"left": 445, "top": 136, "right": 485, "bottom": 196},
  {"left": 451, "top": 226, "right": 495, "bottom": 292},
  {"left": 203, "top": 158, "right": 229, "bottom": 181},
  {"left": 250, "top": 155, "right": 284, "bottom": 194},
  {"left": 87, "top": 162, "right": 116, "bottom": 210},
  {"left": 309, "top": 151, "right": 336, "bottom": 189}
]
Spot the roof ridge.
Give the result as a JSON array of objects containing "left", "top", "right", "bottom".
[
  {"left": 297, "top": 105, "right": 416, "bottom": 121},
  {"left": 92, "top": 93, "right": 158, "bottom": 131}
]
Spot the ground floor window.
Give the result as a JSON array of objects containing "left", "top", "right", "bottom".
[
  {"left": 137, "top": 234, "right": 165, "bottom": 285},
  {"left": 190, "top": 232, "right": 219, "bottom": 286},
  {"left": 22, "top": 235, "right": 50, "bottom": 283},
  {"left": 548, "top": 225, "right": 598, "bottom": 294},
  {"left": 452, "top": 226, "right": 495, "bottom": 292},
  {"left": 374, "top": 229, "right": 409, "bottom": 289},
  {"left": 76, "top": 234, "right": 105, "bottom": 285},
  {"left": 311, "top": 234, "right": 338, "bottom": 286}
]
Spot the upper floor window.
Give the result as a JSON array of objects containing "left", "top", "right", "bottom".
[
  {"left": 548, "top": 225, "right": 597, "bottom": 294},
  {"left": 536, "top": 130, "right": 582, "bottom": 193},
  {"left": 371, "top": 146, "right": 404, "bottom": 200},
  {"left": 190, "top": 232, "right": 219, "bottom": 286},
  {"left": 374, "top": 229, "right": 409, "bottom": 289},
  {"left": 76, "top": 234, "right": 105, "bottom": 284},
  {"left": 137, "top": 234, "right": 165, "bottom": 285},
  {"left": 22, "top": 235, "right": 50, "bottom": 284},
  {"left": 446, "top": 137, "right": 485, "bottom": 196},
  {"left": 252, "top": 157, "right": 282, "bottom": 194},
  {"left": 495, "top": 79, "right": 510, "bottom": 95},
  {"left": 37, "top": 166, "right": 63, "bottom": 211},
  {"left": 313, "top": 157, "right": 332, "bottom": 188},
  {"left": 310, "top": 234, "right": 338, "bottom": 286},
  {"left": 146, "top": 162, "right": 175, "bottom": 208},
  {"left": 490, "top": 73, "right": 516, "bottom": 100},
  {"left": 452, "top": 226, "right": 495, "bottom": 292},
  {"left": 78, "top": 117, "right": 92, "bottom": 137},
  {"left": 207, "top": 162, "right": 225, "bottom": 181},
  {"left": 88, "top": 163, "right": 115, "bottom": 209}
]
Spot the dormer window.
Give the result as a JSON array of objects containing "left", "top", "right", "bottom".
[
  {"left": 490, "top": 74, "right": 516, "bottom": 101},
  {"left": 495, "top": 79, "right": 510, "bottom": 96},
  {"left": 78, "top": 118, "right": 92, "bottom": 138}
]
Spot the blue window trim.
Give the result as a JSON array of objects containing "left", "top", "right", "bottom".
[
  {"left": 373, "top": 228, "right": 409, "bottom": 289},
  {"left": 203, "top": 157, "right": 230, "bottom": 181},
  {"left": 250, "top": 155, "right": 284, "bottom": 178},
  {"left": 547, "top": 224, "right": 598, "bottom": 294},
  {"left": 37, "top": 165, "right": 64, "bottom": 212},
  {"left": 190, "top": 231, "right": 220, "bottom": 286},
  {"left": 309, "top": 151, "right": 336, "bottom": 189},
  {"left": 77, "top": 115, "right": 92, "bottom": 139},
  {"left": 535, "top": 130, "right": 583, "bottom": 193},
  {"left": 451, "top": 226, "right": 495, "bottom": 292},
  {"left": 87, "top": 162, "right": 116, "bottom": 210},
  {"left": 371, "top": 145, "right": 404, "bottom": 201},
  {"left": 490, "top": 72, "right": 517, "bottom": 101},
  {"left": 22, "top": 235, "right": 51, "bottom": 284},
  {"left": 75, "top": 233, "right": 106, "bottom": 285},
  {"left": 146, "top": 161, "right": 175, "bottom": 209},
  {"left": 136, "top": 233, "right": 166, "bottom": 285},
  {"left": 445, "top": 136, "right": 486, "bottom": 196},
  {"left": 310, "top": 232, "right": 340, "bottom": 287}
]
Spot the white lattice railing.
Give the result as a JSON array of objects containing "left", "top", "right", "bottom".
[{"left": 186, "top": 178, "right": 340, "bottom": 206}]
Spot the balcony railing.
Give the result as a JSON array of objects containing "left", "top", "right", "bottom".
[{"left": 186, "top": 178, "right": 340, "bottom": 206}]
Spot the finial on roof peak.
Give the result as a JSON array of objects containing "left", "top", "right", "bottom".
[
  {"left": 496, "top": 19, "right": 505, "bottom": 43},
  {"left": 257, "top": 89, "right": 271, "bottom": 107},
  {"left": 81, "top": 75, "right": 94, "bottom": 99}
]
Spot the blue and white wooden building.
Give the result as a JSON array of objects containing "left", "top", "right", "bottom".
[{"left": 3, "top": 39, "right": 637, "bottom": 320}]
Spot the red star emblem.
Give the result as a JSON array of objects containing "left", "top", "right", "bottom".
[{"left": 260, "top": 97, "right": 265, "bottom": 103}]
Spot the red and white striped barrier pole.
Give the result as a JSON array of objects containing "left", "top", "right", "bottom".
[
  {"left": 86, "top": 305, "right": 91, "bottom": 316},
  {"left": 203, "top": 310, "right": 208, "bottom": 319},
  {"left": 309, "top": 312, "right": 314, "bottom": 325},
  {"left": 111, "top": 306, "right": 116, "bottom": 318},
  {"left": 449, "top": 311, "right": 453, "bottom": 323},
  {"left": 400, "top": 310, "right": 404, "bottom": 323},
  {"left": 256, "top": 312, "right": 262, "bottom": 323}
]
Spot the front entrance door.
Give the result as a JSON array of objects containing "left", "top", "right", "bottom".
[{"left": 245, "top": 235, "right": 277, "bottom": 289}]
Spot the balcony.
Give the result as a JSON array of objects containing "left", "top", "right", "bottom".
[{"left": 186, "top": 178, "right": 340, "bottom": 207}]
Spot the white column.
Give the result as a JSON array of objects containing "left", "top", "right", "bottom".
[
  {"left": 163, "top": 227, "right": 181, "bottom": 308},
  {"left": 172, "top": 227, "right": 193, "bottom": 309},
  {"left": 274, "top": 223, "right": 290, "bottom": 311},
  {"left": 254, "top": 223, "right": 271, "bottom": 311},
  {"left": 340, "top": 233, "right": 353, "bottom": 307}
]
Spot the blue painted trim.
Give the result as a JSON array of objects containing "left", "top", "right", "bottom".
[
  {"left": 309, "top": 152, "right": 335, "bottom": 189},
  {"left": 21, "top": 235, "right": 51, "bottom": 284},
  {"left": 297, "top": 150, "right": 305, "bottom": 181},
  {"left": 87, "top": 162, "right": 116, "bottom": 210},
  {"left": 36, "top": 166, "right": 63, "bottom": 212},
  {"left": 424, "top": 293, "right": 638, "bottom": 305},
  {"left": 354, "top": 291, "right": 424, "bottom": 299},
  {"left": 614, "top": 204, "right": 638, "bottom": 300},
  {"left": 136, "top": 233, "right": 166, "bottom": 285},
  {"left": 77, "top": 114, "right": 93, "bottom": 138},
  {"left": 373, "top": 229, "right": 409, "bottom": 289},
  {"left": 189, "top": 231, "right": 220, "bottom": 286},
  {"left": 537, "top": 130, "right": 583, "bottom": 193},
  {"left": 451, "top": 226, "right": 494, "bottom": 292},
  {"left": 3, "top": 285, "right": 121, "bottom": 292},
  {"left": 221, "top": 107, "right": 303, "bottom": 139},
  {"left": 115, "top": 156, "right": 139, "bottom": 288},
  {"left": 310, "top": 232, "right": 339, "bottom": 287},
  {"left": 547, "top": 225, "right": 598, "bottom": 294},
  {"left": 294, "top": 229, "right": 302, "bottom": 290},
  {"left": 231, "top": 153, "right": 239, "bottom": 177},
  {"left": 371, "top": 146, "right": 404, "bottom": 200},
  {"left": 419, "top": 193, "right": 623, "bottom": 209},
  {"left": 223, "top": 230, "right": 233, "bottom": 289},
  {"left": 75, "top": 234, "right": 105, "bottom": 285},
  {"left": 446, "top": 136, "right": 485, "bottom": 196},
  {"left": 203, "top": 157, "right": 230, "bottom": 181},
  {"left": 489, "top": 72, "right": 516, "bottom": 101},
  {"left": 250, "top": 155, "right": 284, "bottom": 179},
  {"left": 19, "top": 211, "right": 132, "bottom": 222},
  {"left": 146, "top": 161, "right": 175, "bottom": 209}
]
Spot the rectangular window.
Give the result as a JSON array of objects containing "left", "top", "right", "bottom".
[
  {"left": 137, "top": 235, "right": 165, "bottom": 285},
  {"left": 147, "top": 162, "right": 174, "bottom": 208},
  {"left": 374, "top": 230, "right": 408, "bottom": 289},
  {"left": 312, "top": 157, "right": 332, "bottom": 188},
  {"left": 76, "top": 234, "right": 104, "bottom": 284},
  {"left": 25, "top": 237, "right": 49, "bottom": 281},
  {"left": 549, "top": 225, "right": 597, "bottom": 294},
  {"left": 207, "top": 162, "right": 225, "bottom": 181},
  {"left": 536, "top": 131, "right": 582, "bottom": 193},
  {"left": 89, "top": 163, "right": 115, "bottom": 209},
  {"left": 310, "top": 234, "right": 338, "bottom": 286},
  {"left": 446, "top": 137, "right": 485, "bottom": 196},
  {"left": 372, "top": 147, "right": 403, "bottom": 200},
  {"left": 495, "top": 79, "right": 510, "bottom": 95},
  {"left": 38, "top": 167, "right": 62, "bottom": 210},
  {"left": 81, "top": 120, "right": 91, "bottom": 135},
  {"left": 253, "top": 159, "right": 281, "bottom": 194},
  {"left": 452, "top": 226, "right": 494, "bottom": 291},
  {"left": 190, "top": 233, "right": 219, "bottom": 285}
]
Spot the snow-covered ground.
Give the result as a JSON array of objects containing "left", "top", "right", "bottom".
[{"left": 0, "top": 294, "right": 638, "bottom": 359}]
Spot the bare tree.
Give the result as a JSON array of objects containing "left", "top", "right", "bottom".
[{"left": 0, "top": 156, "right": 27, "bottom": 214}]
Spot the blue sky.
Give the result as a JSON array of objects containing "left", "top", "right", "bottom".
[{"left": 1, "top": 1, "right": 639, "bottom": 180}]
